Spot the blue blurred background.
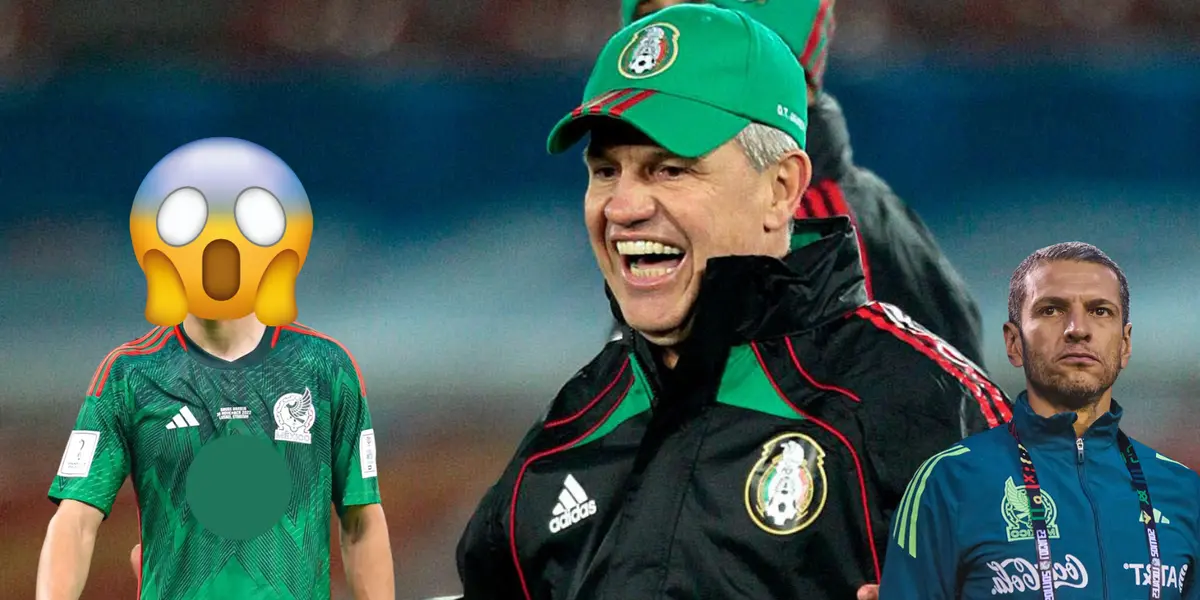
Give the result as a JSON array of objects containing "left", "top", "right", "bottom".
[{"left": 1, "top": 0, "right": 1198, "bottom": 598}]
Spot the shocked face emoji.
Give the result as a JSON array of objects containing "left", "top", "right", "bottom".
[{"left": 130, "top": 138, "right": 313, "bottom": 327}]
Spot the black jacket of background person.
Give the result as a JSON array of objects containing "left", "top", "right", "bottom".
[
  {"left": 456, "top": 217, "right": 1013, "bottom": 600},
  {"left": 606, "top": 93, "right": 986, "bottom": 370},
  {"left": 797, "top": 92, "right": 985, "bottom": 367}
]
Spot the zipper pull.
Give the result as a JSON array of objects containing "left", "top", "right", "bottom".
[{"left": 1076, "top": 437, "right": 1085, "bottom": 464}]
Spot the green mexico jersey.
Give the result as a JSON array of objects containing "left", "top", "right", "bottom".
[{"left": 48, "top": 322, "right": 382, "bottom": 600}]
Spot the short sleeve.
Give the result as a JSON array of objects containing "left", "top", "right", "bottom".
[
  {"left": 47, "top": 370, "right": 132, "bottom": 518},
  {"left": 330, "top": 353, "right": 381, "bottom": 516}
]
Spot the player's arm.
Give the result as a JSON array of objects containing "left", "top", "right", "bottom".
[
  {"left": 339, "top": 504, "right": 393, "bottom": 600},
  {"left": 37, "top": 500, "right": 105, "bottom": 600},
  {"left": 37, "top": 370, "right": 133, "bottom": 600},
  {"left": 877, "top": 448, "right": 963, "bottom": 600},
  {"left": 329, "top": 352, "right": 394, "bottom": 599},
  {"left": 130, "top": 544, "right": 141, "bottom": 582},
  {"left": 456, "top": 418, "right": 544, "bottom": 600}
]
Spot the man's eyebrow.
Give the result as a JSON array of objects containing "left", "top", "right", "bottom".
[
  {"left": 582, "top": 145, "right": 608, "bottom": 164},
  {"left": 1031, "top": 296, "right": 1119, "bottom": 308},
  {"left": 1084, "top": 297, "right": 1120, "bottom": 310},
  {"left": 582, "top": 146, "right": 696, "bottom": 165},
  {"left": 1031, "top": 296, "right": 1068, "bottom": 305}
]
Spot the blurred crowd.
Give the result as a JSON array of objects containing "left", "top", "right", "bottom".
[
  {"left": 1, "top": 2, "right": 1197, "bottom": 598},
  {"left": 1, "top": 0, "right": 1198, "bottom": 82}
]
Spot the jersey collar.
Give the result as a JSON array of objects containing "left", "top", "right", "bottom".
[
  {"left": 610, "top": 216, "right": 869, "bottom": 405},
  {"left": 608, "top": 215, "right": 869, "bottom": 345},
  {"left": 179, "top": 324, "right": 278, "bottom": 369},
  {"left": 1012, "top": 390, "right": 1124, "bottom": 451}
]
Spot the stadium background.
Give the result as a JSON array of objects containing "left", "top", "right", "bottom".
[{"left": 0, "top": 0, "right": 1197, "bottom": 598}]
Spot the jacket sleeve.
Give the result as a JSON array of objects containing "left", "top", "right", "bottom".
[
  {"left": 878, "top": 449, "right": 963, "bottom": 600},
  {"left": 456, "top": 415, "right": 545, "bottom": 600},
  {"left": 859, "top": 348, "right": 996, "bottom": 501},
  {"left": 958, "top": 369, "right": 1013, "bottom": 436},
  {"left": 857, "top": 302, "right": 1011, "bottom": 471}
]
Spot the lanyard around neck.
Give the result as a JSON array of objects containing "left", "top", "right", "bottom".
[{"left": 1007, "top": 420, "right": 1161, "bottom": 599}]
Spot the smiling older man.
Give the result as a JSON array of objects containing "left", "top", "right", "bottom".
[{"left": 453, "top": 5, "right": 1011, "bottom": 599}]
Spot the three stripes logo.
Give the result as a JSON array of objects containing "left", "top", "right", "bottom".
[
  {"left": 548, "top": 474, "right": 597, "bottom": 534},
  {"left": 891, "top": 444, "right": 970, "bottom": 558},
  {"left": 165, "top": 406, "right": 201, "bottom": 430}
]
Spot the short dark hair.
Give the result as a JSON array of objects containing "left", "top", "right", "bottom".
[{"left": 1007, "top": 242, "right": 1130, "bottom": 327}]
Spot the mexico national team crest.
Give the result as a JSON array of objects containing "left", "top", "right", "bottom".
[
  {"left": 618, "top": 23, "right": 680, "bottom": 79},
  {"left": 273, "top": 388, "right": 315, "bottom": 444},
  {"left": 1001, "top": 476, "right": 1060, "bottom": 542},
  {"left": 745, "top": 432, "right": 827, "bottom": 535}
]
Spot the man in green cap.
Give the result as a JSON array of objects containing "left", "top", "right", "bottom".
[
  {"left": 619, "top": 0, "right": 988, "bottom": 375},
  {"left": 453, "top": 4, "right": 1011, "bottom": 599}
]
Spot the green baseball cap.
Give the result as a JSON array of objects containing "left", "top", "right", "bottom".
[
  {"left": 546, "top": 3, "right": 808, "bottom": 159},
  {"left": 620, "top": 0, "right": 835, "bottom": 88}
]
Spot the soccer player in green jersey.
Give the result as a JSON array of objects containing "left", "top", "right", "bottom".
[{"left": 35, "top": 313, "right": 395, "bottom": 600}]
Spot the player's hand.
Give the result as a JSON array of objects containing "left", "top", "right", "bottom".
[
  {"left": 857, "top": 584, "right": 879, "bottom": 600},
  {"left": 130, "top": 544, "right": 141, "bottom": 581}
]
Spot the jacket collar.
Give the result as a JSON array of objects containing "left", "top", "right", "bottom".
[
  {"left": 609, "top": 216, "right": 869, "bottom": 397},
  {"left": 1011, "top": 390, "right": 1123, "bottom": 451},
  {"left": 806, "top": 92, "right": 854, "bottom": 183}
]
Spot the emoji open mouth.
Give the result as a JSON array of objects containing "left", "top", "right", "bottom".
[{"left": 203, "top": 239, "right": 241, "bottom": 301}]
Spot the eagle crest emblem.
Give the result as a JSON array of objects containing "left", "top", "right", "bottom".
[
  {"left": 745, "top": 432, "right": 827, "bottom": 535},
  {"left": 273, "top": 388, "right": 316, "bottom": 444},
  {"left": 1001, "top": 476, "right": 1060, "bottom": 542}
]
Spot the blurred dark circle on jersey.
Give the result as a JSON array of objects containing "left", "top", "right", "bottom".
[{"left": 185, "top": 435, "right": 293, "bottom": 540}]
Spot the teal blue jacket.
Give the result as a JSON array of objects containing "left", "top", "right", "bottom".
[{"left": 880, "top": 393, "right": 1200, "bottom": 599}]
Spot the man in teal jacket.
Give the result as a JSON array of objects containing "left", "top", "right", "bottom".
[{"left": 879, "top": 241, "right": 1200, "bottom": 599}]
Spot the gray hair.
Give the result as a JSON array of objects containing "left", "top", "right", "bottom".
[
  {"left": 1007, "top": 242, "right": 1131, "bottom": 327},
  {"left": 736, "top": 122, "right": 802, "bottom": 236},
  {"left": 734, "top": 122, "right": 801, "bottom": 172}
]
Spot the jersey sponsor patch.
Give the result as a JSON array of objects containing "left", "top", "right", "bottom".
[
  {"left": 745, "top": 432, "right": 827, "bottom": 535},
  {"left": 988, "top": 553, "right": 1088, "bottom": 594},
  {"left": 359, "top": 429, "right": 377, "bottom": 479},
  {"left": 1126, "top": 562, "right": 1188, "bottom": 592},
  {"left": 57, "top": 430, "right": 101, "bottom": 478},
  {"left": 273, "top": 388, "right": 315, "bottom": 444}
]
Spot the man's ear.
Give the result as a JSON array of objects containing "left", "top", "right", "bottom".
[
  {"left": 766, "top": 150, "right": 811, "bottom": 232},
  {"left": 1119, "top": 322, "right": 1132, "bottom": 369},
  {"left": 1003, "top": 321, "right": 1024, "bottom": 368}
]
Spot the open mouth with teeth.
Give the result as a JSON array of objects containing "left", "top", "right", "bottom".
[{"left": 616, "top": 240, "right": 686, "bottom": 281}]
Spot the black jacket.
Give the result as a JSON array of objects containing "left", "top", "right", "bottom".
[
  {"left": 457, "top": 218, "right": 1013, "bottom": 600},
  {"left": 796, "top": 93, "right": 986, "bottom": 367}
]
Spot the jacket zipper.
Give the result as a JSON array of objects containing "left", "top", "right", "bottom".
[{"left": 1076, "top": 437, "right": 1110, "bottom": 600}]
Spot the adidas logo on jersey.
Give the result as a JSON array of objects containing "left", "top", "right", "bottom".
[
  {"left": 166, "top": 406, "right": 201, "bottom": 430},
  {"left": 548, "top": 474, "right": 597, "bottom": 534}
]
